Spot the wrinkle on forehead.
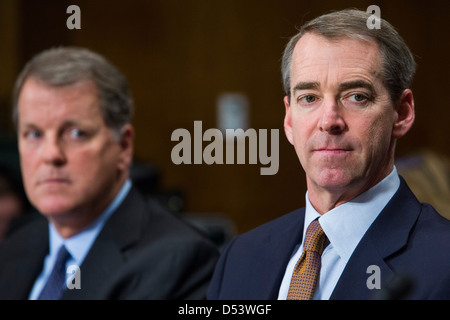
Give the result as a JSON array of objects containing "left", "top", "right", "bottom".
[
  {"left": 290, "top": 33, "right": 383, "bottom": 89},
  {"left": 18, "top": 77, "right": 103, "bottom": 130}
]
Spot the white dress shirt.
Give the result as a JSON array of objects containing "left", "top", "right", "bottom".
[{"left": 278, "top": 167, "right": 400, "bottom": 299}]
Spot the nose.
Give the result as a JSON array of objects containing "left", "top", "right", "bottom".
[
  {"left": 318, "top": 98, "right": 346, "bottom": 134},
  {"left": 42, "top": 136, "right": 66, "bottom": 167}
]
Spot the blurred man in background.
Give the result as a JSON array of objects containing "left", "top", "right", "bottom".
[{"left": 0, "top": 47, "right": 218, "bottom": 300}]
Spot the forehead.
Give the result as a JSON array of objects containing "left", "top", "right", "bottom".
[
  {"left": 18, "top": 77, "right": 103, "bottom": 126},
  {"left": 291, "top": 33, "right": 382, "bottom": 85}
]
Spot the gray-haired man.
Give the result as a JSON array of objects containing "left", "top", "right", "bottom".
[
  {"left": 208, "top": 9, "right": 450, "bottom": 300},
  {"left": 0, "top": 47, "right": 218, "bottom": 300}
]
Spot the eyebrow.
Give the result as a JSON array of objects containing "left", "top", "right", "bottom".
[
  {"left": 19, "top": 123, "right": 39, "bottom": 132},
  {"left": 292, "top": 80, "right": 376, "bottom": 94},
  {"left": 292, "top": 81, "right": 320, "bottom": 94},
  {"left": 338, "top": 80, "right": 375, "bottom": 93},
  {"left": 19, "top": 120, "right": 89, "bottom": 132}
]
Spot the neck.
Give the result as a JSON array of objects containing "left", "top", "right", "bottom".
[
  {"left": 307, "top": 164, "right": 394, "bottom": 215},
  {"left": 50, "top": 175, "right": 128, "bottom": 239}
]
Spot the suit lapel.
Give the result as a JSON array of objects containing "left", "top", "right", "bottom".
[
  {"left": 258, "top": 209, "right": 305, "bottom": 299},
  {"left": 330, "top": 178, "right": 422, "bottom": 299},
  {"left": 61, "top": 187, "right": 145, "bottom": 299}
]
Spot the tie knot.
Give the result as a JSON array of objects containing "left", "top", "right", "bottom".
[{"left": 303, "top": 219, "right": 326, "bottom": 254}]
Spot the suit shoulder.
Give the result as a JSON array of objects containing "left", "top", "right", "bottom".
[
  {"left": 244, "top": 207, "right": 304, "bottom": 236},
  {"left": 207, "top": 208, "right": 305, "bottom": 299},
  {"left": 147, "top": 198, "right": 217, "bottom": 244},
  {"left": 0, "top": 214, "right": 47, "bottom": 258},
  {"left": 392, "top": 201, "right": 450, "bottom": 270},
  {"left": 416, "top": 202, "right": 450, "bottom": 241},
  {"left": 230, "top": 207, "right": 305, "bottom": 246},
  {"left": 124, "top": 194, "right": 219, "bottom": 263}
]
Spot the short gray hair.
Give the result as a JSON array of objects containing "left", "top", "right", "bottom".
[
  {"left": 12, "top": 46, "right": 133, "bottom": 138},
  {"left": 281, "top": 9, "right": 416, "bottom": 104}
]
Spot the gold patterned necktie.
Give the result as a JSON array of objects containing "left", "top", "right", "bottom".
[{"left": 287, "top": 219, "right": 327, "bottom": 300}]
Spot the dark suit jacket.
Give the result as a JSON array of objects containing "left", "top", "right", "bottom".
[
  {"left": 207, "top": 177, "right": 450, "bottom": 300},
  {"left": 0, "top": 187, "right": 219, "bottom": 300}
]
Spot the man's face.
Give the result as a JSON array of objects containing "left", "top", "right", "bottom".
[
  {"left": 17, "top": 77, "right": 132, "bottom": 222},
  {"left": 284, "top": 33, "right": 411, "bottom": 198}
]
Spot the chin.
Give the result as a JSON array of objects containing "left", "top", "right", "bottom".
[
  {"left": 33, "top": 196, "right": 77, "bottom": 216},
  {"left": 312, "top": 168, "right": 358, "bottom": 190}
]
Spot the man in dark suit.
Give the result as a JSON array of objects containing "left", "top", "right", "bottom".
[
  {"left": 207, "top": 9, "right": 450, "bottom": 300},
  {"left": 0, "top": 47, "right": 218, "bottom": 300}
]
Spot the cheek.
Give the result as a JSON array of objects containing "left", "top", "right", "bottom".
[
  {"left": 85, "top": 142, "right": 123, "bottom": 178},
  {"left": 19, "top": 149, "right": 37, "bottom": 187},
  {"left": 292, "top": 108, "right": 315, "bottom": 134},
  {"left": 70, "top": 146, "right": 118, "bottom": 177},
  {"left": 358, "top": 113, "right": 394, "bottom": 156},
  {"left": 290, "top": 117, "right": 314, "bottom": 164},
  {"left": 290, "top": 117, "right": 307, "bottom": 143}
]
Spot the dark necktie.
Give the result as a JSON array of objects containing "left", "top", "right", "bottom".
[
  {"left": 37, "top": 245, "right": 71, "bottom": 300},
  {"left": 287, "top": 219, "right": 327, "bottom": 300}
]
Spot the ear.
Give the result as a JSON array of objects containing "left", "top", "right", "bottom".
[
  {"left": 392, "top": 89, "right": 415, "bottom": 139},
  {"left": 117, "top": 124, "right": 134, "bottom": 171},
  {"left": 283, "top": 96, "right": 294, "bottom": 145}
]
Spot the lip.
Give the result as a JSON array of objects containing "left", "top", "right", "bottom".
[
  {"left": 38, "top": 178, "right": 71, "bottom": 185},
  {"left": 313, "top": 148, "right": 352, "bottom": 154}
]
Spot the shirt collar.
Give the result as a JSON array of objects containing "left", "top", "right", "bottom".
[
  {"left": 48, "top": 179, "right": 132, "bottom": 266},
  {"left": 304, "top": 167, "right": 400, "bottom": 262}
]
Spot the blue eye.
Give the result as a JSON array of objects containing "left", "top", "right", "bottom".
[
  {"left": 305, "top": 95, "right": 316, "bottom": 103},
  {"left": 297, "top": 95, "right": 318, "bottom": 105},
  {"left": 68, "top": 128, "right": 87, "bottom": 139},
  {"left": 349, "top": 94, "right": 367, "bottom": 102},
  {"left": 24, "top": 130, "right": 42, "bottom": 140},
  {"left": 341, "top": 93, "right": 372, "bottom": 108}
]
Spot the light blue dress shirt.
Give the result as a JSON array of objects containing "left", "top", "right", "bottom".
[
  {"left": 278, "top": 167, "right": 400, "bottom": 300},
  {"left": 28, "top": 179, "right": 132, "bottom": 300}
]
